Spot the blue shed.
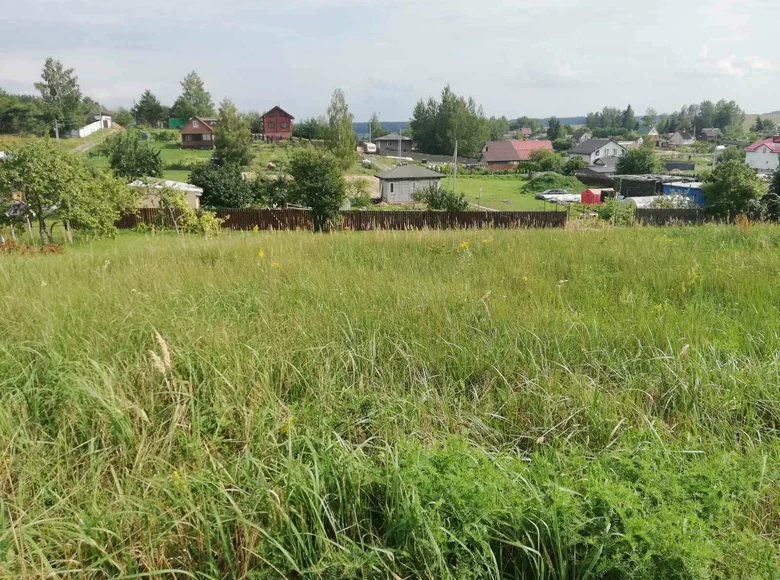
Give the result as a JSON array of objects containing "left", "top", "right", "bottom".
[{"left": 663, "top": 182, "right": 704, "bottom": 206}]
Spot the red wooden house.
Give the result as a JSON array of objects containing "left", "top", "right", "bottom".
[
  {"left": 180, "top": 116, "right": 217, "bottom": 150},
  {"left": 262, "top": 106, "right": 294, "bottom": 141}
]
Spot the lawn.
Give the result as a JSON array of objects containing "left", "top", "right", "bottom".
[
  {"left": 1, "top": 227, "right": 779, "bottom": 577},
  {"left": 451, "top": 174, "right": 548, "bottom": 210}
]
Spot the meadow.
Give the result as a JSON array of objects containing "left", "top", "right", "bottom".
[
  {"left": 450, "top": 175, "right": 547, "bottom": 211},
  {"left": 2, "top": 225, "right": 780, "bottom": 578}
]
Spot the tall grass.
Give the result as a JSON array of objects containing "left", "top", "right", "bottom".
[{"left": 1, "top": 226, "right": 779, "bottom": 578}]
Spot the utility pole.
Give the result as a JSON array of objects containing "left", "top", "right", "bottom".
[
  {"left": 54, "top": 119, "right": 59, "bottom": 142},
  {"left": 478, "top": 186, "right": 482, "bottom": 209},
  {"left": 453, "top": 140, "right": 458, "bottom": 194}
]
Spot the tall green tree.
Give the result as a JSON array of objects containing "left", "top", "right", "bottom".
[
  {"left": 325, "top": 89, "right": 356, "bottom": 170},
  {"left": 369, "top": 112, "right": 389, "bottom": 139},
  {"left": 213, "top": 99, "right": 252, "bottom": 167},
  {"left": 190, "top": 162, "right": 257, "bottom": 208},
  {"left": 99, "top": 131, "right": 163, "bottom": 181},
  {"left": 546, "top": 116, "right": 562, "bottom": 140},
  {"left": 0, "top": 91, "right": 47, "bottom": 134},
  {"left": 170, "top": 72, "right": 214, "bottom": 120},
  {"left": 294, "top": 117, "right": 328, "bottom": 140},
  {"left": 288, "top": 147, "right": 346, "bottom": 231},
  {"left": 132, "top": 90, "right": 166, "bottom": 127},
  {"left": 487, "top": 116, "right": 510, "bottom": 140},
  {"left": 113, "top": 108, "right": 134, "bottom": 127},
  {"left": 702, "top": 159, "right": 764, "bottom": 217},
  {"left": 34, "top": 58, "right": 84, "bottom": 135},
  {"left": 621, "top": 104, "right": 637, "bottom": 131},
  {"left": 616, "top": 148, "right": 661, "bottom": 175},
  {"left": 643, "top": 107, "right": 657, "bottom": 127}
]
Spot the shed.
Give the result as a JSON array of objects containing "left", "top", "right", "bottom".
[
  {"left": 662, "top": 181, "right": 704, "bottom": 206},
  {"left": 129, "top": 179, "right": 203, "bottom": 210},
  {"left": 376, "top": 165, "right": 444, "bottom": 204},
  {"left": 373, "top": 133, "right": 413, "bottom": 156}
]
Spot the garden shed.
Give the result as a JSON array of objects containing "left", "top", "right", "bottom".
[{"left": 376, "top": 165, "right": 444, "bottom": 204}]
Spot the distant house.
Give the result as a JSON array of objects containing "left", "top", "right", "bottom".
[
  {"left": 479, "top": 140, "right": 554, "bottom": 171},
  {"left": 669, "top": 131, "right": 694, "bottom": 147},
  {"left": 577, "top": 156, "right": 620, "bottom": 179},
  {"left": 571, "top": 129, "right": 592, "bottom": 144},
  {"left": 180, "top": 116, "right": 217, "bottom": 150},
  {"left": 745, "top": 136, "right": 780, "bottom": 172},
  {"left": 376, "top": 165, "right": 444, "bottom": 203},
  {"left": 520, "top": 127, "right": 533, "bottom": 139},
  {"left": 570, "top": 139, "right": 626, "bottom": 165},
  {"left": 700, "top": 128, "right": 722, "bottom": 142},
  {"left": 262, "top": 106, "right": 294, "bottom": 141},
  {"left": 637, "top": 126, "right": 660, "bottom": 143},
  {"left": 618, "top": 139, "right": 642, "bottom": 150},
  {"left": 373, "top": 133, "right": 413, "bottom": 156},
  {"left": 129, "top": 179, "right": 203, "bottom": 210}
]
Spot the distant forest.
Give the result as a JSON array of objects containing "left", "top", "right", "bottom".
[{"left": 353, "top": 121, "right": 408, "bottom": 136}]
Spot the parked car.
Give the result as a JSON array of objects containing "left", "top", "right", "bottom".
[{"left": 535, "top": 189, "right": 569, "bottom": 200}]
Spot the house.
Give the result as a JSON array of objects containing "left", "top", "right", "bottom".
[
  {"left": 180, "top": 116, "right": 217, "bottom": 150},
  {"left": 376, "top": 165, "right": 444, "bottom": 204},
  {"left": 479, "top": 140, "right": 554, "bottom": 171},
  {"left": 569, "top": 139, "right": 626, "bottom": 165},
  {"left": 700, "top": 128, "right": 722, "bottom": 142},
  {"left": 637, "top": 126, "right": 660, "bottom": 144},
  {"left": 745, "top": 136, "right": 780, "bottom": 172},
  {"left": 520, "top": 127, "right": 533, "bottom": 139},
  {"left": 669, "top": 130, "right": 694, "bottom": 147},
  {"left": 618, "top": 138, "right": 643, "bottom": 150},
  {"left": 373, "top": 133, "right": 413, "bottom": 156},
  {"left": 262, "top": 106, "right": 294, "bottom": 141},
  {"left": 662, "top": 182, "right": 704, "bottom": 206},
  {"left": 576, "top": 156, "right": 620, "bottom": 180},
  {"left": 129, "top": 179, "right": 203, "bottom": 210},
  {"left": 571, "top": 129, "right": 592, "bottom": 144}
]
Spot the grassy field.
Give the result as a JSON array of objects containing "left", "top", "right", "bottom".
[
  {"left": 451, "top": 175, "right": 547, "bottom": 210},
  {"left": 1, "top": 227, "right": 780, "bottom": 577},
  {"left": 743, "top": 112, "right": 780, "bottom": 132}
]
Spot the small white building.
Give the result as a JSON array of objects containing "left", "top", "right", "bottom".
[
  {"left": 569, "top": 139, "right": 626, "bottom": 165},
  {"left": 376, "top": 165, "right": 444, "bottom": 204},
  {"left": 745, "top": 136, "right": 780, "bottom": 173},
  {"left": 129, "top": 179, "right": 203, "bottom": 210}
]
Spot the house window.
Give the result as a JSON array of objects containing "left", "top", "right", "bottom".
[
  {"left": 183, "top": 134, "right": 193, "bottom": 141},
  {"left": 595, "top": 150, "right": 600, "bottom": 157},
  {"left": 203, "top": 134, "right": 212, "bottom": 141},
  {"left": 390, "top": 183, "right": 394, "bottom": 193},
  {"left": 281, "top": 122, "right": 288, "bottom": 129},
  {"left": 192, "top": 120, "right": 200, "bottom": 128},
  {"left": 268, "top": 122, "right": 275, "bottom": 129}
]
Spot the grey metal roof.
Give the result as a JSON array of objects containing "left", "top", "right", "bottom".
[
  {"left": 376, "top": 165, "right": 444, "bottom": 180},
  {"left": 374, "top": 133, "right": 412, "bottom": 141},
  {"left": 571, "top": 139, "right": 618, "bottom": 154}
]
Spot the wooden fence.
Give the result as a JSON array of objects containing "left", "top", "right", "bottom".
[{"left": 115, "top": 208, "right": 567, "bottom": 231}]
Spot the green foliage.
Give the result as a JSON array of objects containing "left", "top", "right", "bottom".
[
  {"left": 487, "top": 116, "right": 510, "bottom": 140},
  {"left": 410, "top": 85, "right": 489, "bottom": 157},
  {"left": 716, "top": 145, "right": 746, "bottom": 165},
  {"left": 621, "top": 104, "right": 637, "bottom": 130},
  {"left": 170, "top": 71, "right": 214, "bottom": 120},
  {"left": 751, "top": 116, "right": 777, "bottom": 135},
  {"left": 132, "top": 90, "right": 166, "bottom": 127},
  {"left": 546, "top": 116, "right": 562, "bottom": 140},
  {"left": 509, "top": 115, "right": 544, "bottom": 134},
  {"left": 0, "top": 90, "right": 48, "bottom": 134},
  {"left": 616, "top": 147, "right": 661, "bottom": 175},
  {"left": 189, "top": 162, "right": 257, "bottom": 208},
  {"left": 654, "top": 99, "right": 746, "bottom": 136},
  {"left": 34, "top": 57, "right": 85, "bottom": 133},
  {"left": 154, "top": 185, "right": 223, "bottom": 235},
  {"left": 529, "top": 149, "right": 565, "bottom": 173},
  {"left": 213, "top": 99, "right": 253, "bottom": 167},
  {"left": 412, "top": 184, "right": 469, "bottom": 211},
  {"left": 113, "top": 108, "right": 134, "bottom": 127},
  {"left": 150, "top": 130, "right": 177, "bottom": 143},
  {"left": 293, "top": 116, "right": 328, "bottom": 140},
  {"left": 702, "top": 159, "right": 765, "bottom": 217},
  {"left": 240, "top": 111, "right": 264, "bottom": 134},
  {"left": 523, "top": 173, "right": 584, "bottom": 193},
  {"left": 346, "top": 178, "right": 372, "bottom": 208},
  {"left": 592, "top": 198, "right": 634, "bottom": 224},
  {"left": 563, "top": 155, "right": 586, "bottom": 175},
  {"left": 552, "top": 138, "right": 572, "bottom": 152},
  {"left": 99, "top": 131, "right": 163, "bottom": 181},
  {"left": 289, "top": 147, "right": 346, "bottom": 230},
  {"left": 325, "top": 89, "right": 356, "bottom": 170},
  {"left": 368, "top": 112, "right": 389, "bottom": 139}
]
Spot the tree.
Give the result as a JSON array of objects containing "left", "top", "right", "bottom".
[
  {"left": 294, "top": 117, "right": 328, "bottom": 140},
  {"left": 241, "top": 111, "right": 264, "bottom": 134},
  {"left": 702, "top": 159, "right": 764, "bottom": 217},
  {"left": 0, "top": 91, "right": 47, "bottom": 135},
  {"left": 763, "top": 167, "right": 780, "bottom": 219},
  {"left": 552, "top": 138, "right": 572, "bottom": 152},
  {"left": 132, "top": 90, "right": 166, "bottom": 127},
  {"left": 113, "top": 108, "right": 134, "bottom": 127},
  {"left": 325, "top": 89, "right": 356, "bottom": 170},
  {"left": 716, "top": 145, "right": 745, "bottom": 165},
  {"left": 189, "top": 162, "right": 257, "bottom": 208},
  {"left": 616, "top": 148, "right": 661, "bottom": 175},
  {"left": 529, "top": 149, "right": 565, "bottom": 173},
  {"left": 34, "top": 58, "right": 84, "bottom": 135},
  {"left": 213, "top": 99, "right": 252, "bottom": 167},
  {"left": 0, "top": 139, "right": 136, "bottom": 243},
  {"left": 99, "top": 131, "right": 163, "bottom": 181},
  {"left": 644, "top": 107, "right": 657, "bottom": 127},
  {"left": 369, "top": 112, "right": 389, "bottom": 139},
  {"left": 288, "top": 147, "right": 345, "bottom": 231},
  {"left": 546, "top": 116, "right": 562, "bottom": 140},
  {"left": 621, "top": 104, "right": 637, "bottom": 131},
  {"left": 411, "top": 184, "right": 468, "bottom": 211},
  {"left": 563, "top": 156, "right": 586, "bottom": 175},
  {"left": 487, "top": 116, "right": 510, "bottom": 141},
  {"left": 170, "top": 71, "right": 214, "bottom": 120}
]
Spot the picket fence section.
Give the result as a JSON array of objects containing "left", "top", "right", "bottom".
[{"left": 115, "top": 208, "right": 567, "bottom": 231}]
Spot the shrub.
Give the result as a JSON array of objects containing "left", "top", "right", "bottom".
[
  {"left": 99, "top": 131, "right": 163, "bottom": 181},
  {"left": 189, "top": 162, "right": 257, "bottom": 208},
  {"left": 288, "top": 147, "right": 346, "bottom": 231},
  {"left": 702, "top": 159, "right": 764, "bottom": 217},
  {"left": 347, "top": 179, "right": 373, "bottom": 208},
  {"left": 523, "top": 173, "right": 585, "bottom": 193},
  {"left": 616, "top": 148, "right": 661, "bottom": 175},
  {"left": 592, "top": 198, "right": 634, "bottom": 225},
  {"left": 151, "top": 130, "right": 178, "bottom": 143},
  {"left": 155, "top": 186, "right": 224, "bottom": 236},
  {"left": 563, "top": 156, "right": 586, "bottom": 175},
  {"left": 412, "top": 184, "right": 469, "bottom": 211}
]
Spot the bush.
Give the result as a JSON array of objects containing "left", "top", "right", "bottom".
[
  {"left": 523, "top": 173, "right": 585, "bottom": 193},
  {"left": 552, "top": 138, "right": 572, "bottom": 152},
  {"left": 151, "top": 130, "right": 178, "bottom": 143},
  {"left": 616, "top": 148, "right": 661, "bottom": 175},
  {"left": 99, "top": 132, "right": 163, "bottom": 181},
  {"left": 592, "top": 198, "right": 634, "bottom": 225},
  {"left": 412, "top": 185, "right": 469, "bottom": 211},
  {"left": 288, "top": 147, "right": 346, "bottom": 231},
  {"left": 189, "top": 162, "right": 258, "bottom": 208},
  {"left": 347, "top": 179, "right": 373, "bottom": 208},
  {"left": 154, "top": 186, "right": 224, "bottom": 236},
  {"left": 703, "top": 159, "right": 765, "bottom": 217},
  {"left": 563, "top": 156, "right": 586, "bottom": 175}
]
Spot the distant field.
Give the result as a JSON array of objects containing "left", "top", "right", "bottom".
[
  {"left": 451, "top": 174, "right": 547, "bottom": 210},
  {"left": 743, "top": 112, "right": 780, "bottom": 131},
  {"left": 1, "top": 228, "right": 779, "bottom": 577}
]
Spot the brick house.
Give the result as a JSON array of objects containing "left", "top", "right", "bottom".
[
  {"left": 180, "top": 116, "right": 217, "bottom": 150},
  {"left": 262, "top": 106, "right": 294, "bottom": 141}
]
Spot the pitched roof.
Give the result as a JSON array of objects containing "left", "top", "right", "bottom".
[
  {"left": 571, "top": 139, "right": 620, "bottom": 155},
  {"left": 480, "top": 140, "right": 553, "bottom": 162},
  {"left": 673, "top": 130, "right": 693, "bottom": 140},
  {"left": 262, "top": 106, "right": 294, "bottom": 120},
  {"left": 520, "top": 127, "right": 532, "bottom": 136},
  {"left": 129, "top": 179, "right": 204, "bottom": 195},
  {"left": 745, "top": 136, "right": 780, "bottom": 153},
  {"left": 374, "top": 133, "right": 412, "bottom": 142},
  {"left": 376, "top": 165, "right": 444, "bottom": 180},
  {"left": 702, "top": 128, "right": 721, "bottom": 137},
  {"left": 180, "top": 116, "right": 216, "bottom": 133}
]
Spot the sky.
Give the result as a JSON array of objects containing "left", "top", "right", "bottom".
[{"left": 1, "top": 0, "right": 778, "bottom": 121}]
